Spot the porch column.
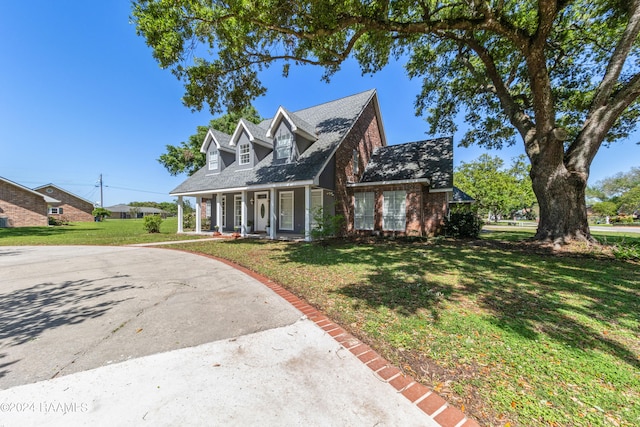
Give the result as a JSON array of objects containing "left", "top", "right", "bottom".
[
  {"left": 304, "top": 185, "right": 312, "bottom": 241},
  {"left": 215, "top": 193, "right": 222, "bottom": 232},
  {"left": 177, "top": 196, "right": 184, "bottom": 233},
  {"left": 195, "top": 196, "right": 202, "bottom": 234},
  {"left": 241, "top": 190, "right": 248, "bottom": 236},
  {"left": 269, "top": 188, "right": 276, "bottom": 239}
]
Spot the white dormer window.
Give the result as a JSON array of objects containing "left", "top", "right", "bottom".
[
  {"left": 209, "top": 150, "right": 219, "bottom": 170},
  {"left": 276, "top": 133, "right": 292, "bottom": 160},
  {"left": 239, "top": 143, "right": 250, "bottom": 165}
]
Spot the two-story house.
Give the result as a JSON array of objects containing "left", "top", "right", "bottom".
[{"left": 171, "top": 89, "right": 466, "bottom": 240}]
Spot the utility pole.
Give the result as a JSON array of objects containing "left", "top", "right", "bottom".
[{"left": 98, "top": 174, "right": 104, "bottom": 207}]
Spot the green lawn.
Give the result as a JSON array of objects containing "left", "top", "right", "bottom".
[
  {"left": 1, "top": 223, "right": 638, "bottom": 426},
  {"left": 0, "top": 218, "right": 210, "bottom": 245}
]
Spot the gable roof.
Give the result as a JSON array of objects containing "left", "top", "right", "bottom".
[
  {"left": 200, "top": 128, "right": 234, "bottom": 153},
  {"left": 33, "top": 183, "right": 94, "bottom": 205},
  {"left": 0, "top": 176, "right": 60, "bottom": 204},
  {"left": 229, "top": 119, "right": 273, "bottom": 148},
  {"left": 265, "top": 106, "right": 318, "bottom": 141},
  {"left": 171, "top": 89, "right": 381, "bottom": 195},
  {"left": 357, "top": 137, "right": 453, "bottom": 189}
]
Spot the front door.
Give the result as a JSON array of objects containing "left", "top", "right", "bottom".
[{"left": 255, "top": 193, "right": 269, "bottom": 231}]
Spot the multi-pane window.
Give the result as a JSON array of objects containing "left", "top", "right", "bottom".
[
  {"left": 48, "top": 207, "right": 63, "bottom": 214},
  {"left": 276, "top": 133, "right": 292, "bottom": 160},
  {"left": 209, "top": 150, "right": 219, "bottom": 170},
  {"left": 279, "top": 191, "right": 294, "bottom": 230},
  {"left": 354, "top": 192, "right": 374, "bottom": 230},
  {"left": 234, "top": 195, "right": 242, "bottom": 228},
  {"left": 383, "top": 191, "right": 406, "bottom": 231},
  {"left": 239, "top": 144, "right": 250, "bottom": 165}
]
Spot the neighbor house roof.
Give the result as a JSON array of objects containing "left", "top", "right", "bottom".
[
  {"left": 171, "top": 89, "right": 383, "bottom": 195},
  {"left": 33, "top": 183, "right": 94, "bottom": 205},
  {"left": 0, "top": 176, "right": 60, "bottom": 204},
  {"left": 356, "top": 137, "right": 453, "bottom": 189},
  {"left": 105, "top": 204, "right": 166, "bottom": 214}
]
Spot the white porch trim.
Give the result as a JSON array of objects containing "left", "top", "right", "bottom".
[
  {"left": 177, "top": 196, "right": 184, "bottom": 233},
  {"left": 195, "top": 196, "right": 202, "bottom": 233}
]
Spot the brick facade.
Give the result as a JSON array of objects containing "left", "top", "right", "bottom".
[
  {"left": 34, "top": 186, "right": 94, "bottom": 222},
  {"left": 0, "top": 180, "right": 48, "bottom": 227},
  {"left": 348, "top": 183, "right": 448, "bottom": 237},
  {"left": 334, "top": 101, "right": 385, "bottom": 233}
]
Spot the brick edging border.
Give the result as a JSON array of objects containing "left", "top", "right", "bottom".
[{"left": 179, "top": 249, "right": 480, "bottom": 427}]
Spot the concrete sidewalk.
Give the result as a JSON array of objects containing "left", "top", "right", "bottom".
[
  {"left": 0, "top": 318, "right": 435, "bottom": 426},
  {"left": 0, "top": 246, "right": 453, "bottom": 426}
]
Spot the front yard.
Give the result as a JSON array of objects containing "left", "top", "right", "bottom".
[
  {"left": 169, "top": 236, "right": 639, "bottom": 427},
  {"left": 1, "top": 222, "right": 638, "bottom": 426}
]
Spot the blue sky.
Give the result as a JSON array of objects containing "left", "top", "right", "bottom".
[{"left": 1, "top": 1, "right": 638, "bottom": 206}]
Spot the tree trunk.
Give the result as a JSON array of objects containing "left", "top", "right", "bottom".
[{"left": 530, "top": 164, "right": 592, "bottom": 244}]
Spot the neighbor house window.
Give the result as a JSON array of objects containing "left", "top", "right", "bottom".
[
  {"left": 209, "top": 150, "right": 219, "bottom": 170},
  {"left": 48, "top": 207, "right": 63, "bottom": 214},
  {"left": 234, "top": 195, "right": 242, "bottom": 228},
  {"left": 354, "top": 192, "right": 374, "bottom": 230},
  {"left": 383, "top": 190, "right": 406, "bottom": 231},
  {"left": 276, "top": 133, "right": 292, "bottom": 160},
  {"left": 239, "top": 144, "right": 250, "bottom": 165}
]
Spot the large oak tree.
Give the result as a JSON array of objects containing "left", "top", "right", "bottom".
[{"left": 133, "top": 0, "right": 640, "bottom": 243}]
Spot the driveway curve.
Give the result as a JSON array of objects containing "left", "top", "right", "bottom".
[{"left": 0, "top": 246, "right": 439, "bottom": 426}]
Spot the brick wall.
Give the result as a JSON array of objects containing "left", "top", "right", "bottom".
[
  {"left": 0, "top": 181, "right": 48, "bottom": 227},
  {"left": 423, "top": 190, "right": 447, "bottom": 236},
  {"left": 334, "top": 100, "right": 385, "bottom": 233},
  {"left": 348, "top": 184, "right": 448, "bottom": 237},
  {"left": 35, "top": 186, "right": 94, "bottom": 222}
]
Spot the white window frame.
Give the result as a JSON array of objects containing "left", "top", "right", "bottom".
[
  {"left": 276, "top": 133, "right": 293, "bottom": 160},
  {"left": 354, "top": 192, "right": 374, "bottom": 230},
  {"left": 205, "top": 199, "right": 211, "bottom": 218},
  {"left": 234, "top": 195, "right": 242, "bottom": 228},
  {"left": 239, "top": 144, "right": 250, "bottom": 165},
  {"left": 279, "top": 191, "right": 294, "bottom": 231},
  {"left": 48, "top": 207, "right": 63, "bottom": 215},
  {"left": 383, "top": 190, "right": 406, "bottom": 231},
  {"left": 208, "top": 150, "right": 219, "bottom": 170}
]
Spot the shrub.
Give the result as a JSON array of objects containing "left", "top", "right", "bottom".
[
  {"left": 143, "top": 215, "right": 163, "bottom": 233},
  {"left": 444, "top": 206, "right": 484, "bottom": 238},
  {"left": 92, "top": 207, "right": 112, "bottom": 221},
  {"left": 183, "top": 213, "right": 195, "bottom": 230},
  {"left": 311, "top": 207, "right": 345, "bottom": 240}
]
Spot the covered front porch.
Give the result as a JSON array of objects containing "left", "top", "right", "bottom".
[{"left": 174, "top": 184, "right": 333, "bottom": 241}]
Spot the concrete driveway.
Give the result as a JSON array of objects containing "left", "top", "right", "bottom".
[{"left": 0, "top": 246, "right": 441, "bottom": 426}]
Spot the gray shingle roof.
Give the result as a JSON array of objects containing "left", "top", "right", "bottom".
[
  {"left": 451, "top": 187, "right": 475, "bottom": 203},
  {"left": 209, "top": 129, "right": 232, "bottom": 150},
  {"left": 171, "top": 89, "right": 377, "bottom": 194},
  {"left": 359, "top": 137, "right": 453, "bottom": 189}
]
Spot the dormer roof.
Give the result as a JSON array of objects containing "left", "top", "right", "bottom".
[
  {"left": 266, "top": 107, "right": 318, "bottom": 141},
  {"left": 200, "top": 128, "right": 234, "bottom": 153},
  {"left": 230, "top": 118, "right": 273, "bottom": 148}
]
